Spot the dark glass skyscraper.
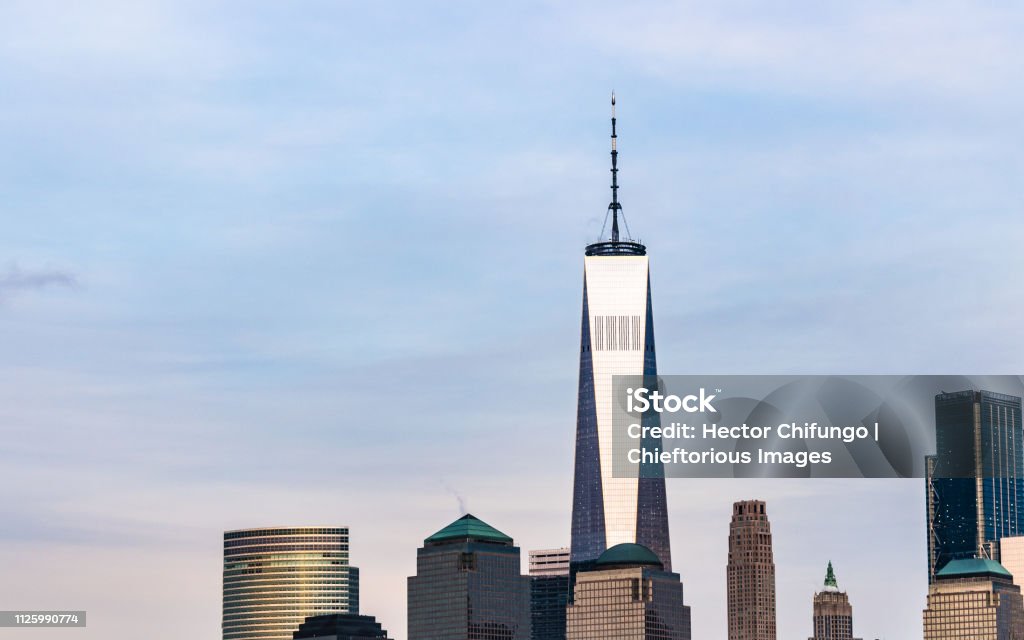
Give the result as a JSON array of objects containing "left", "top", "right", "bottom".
[
  {"left": 294, "top": 614, "right": 392, "bottom": 640},
  {"left": 927, "top": 390, "right": 1024, "bottom": 582},
  {"left": 569, "top": 95, "right": 672, "bottom": 573},
  {"left": 529, "top": 548, "right": 570, "bottom": 640},
  {"left": 407, "top": 514, "right": 531, "bottom": 640}
]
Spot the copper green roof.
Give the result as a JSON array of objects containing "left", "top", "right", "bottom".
[
  {"left": 595, "top": 543, "right": 663, "bottom": 569},
  {"left": 424, "top": 514, "right": 513, "bottom": 545},
  {"left": 824, "top": 561, "right": 838, "bottom": 588},
  {"left": 936, "top": 558, "right": 1012, "bottom": 580}
]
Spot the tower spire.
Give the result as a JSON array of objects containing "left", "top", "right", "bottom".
[
  {"left": 609, "top": 91, "right": 620, "bottom": 242},
  {"left": 586, "top": 92, "right": 644, "bottom": 256},
  {"left": 825, "top": 560, "right": 838, "bottom": 589}
]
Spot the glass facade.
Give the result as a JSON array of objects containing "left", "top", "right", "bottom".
[
  {"left": 408, "top": 515, "right": 531, "bottom": 640},
  {"left": 529, "top": 548, "right": 570, "bottom": 640},
  {"left": 727, "top": 500, "right": 776, "bottom": 640},
  {"left": 222, "top": 527, "right": 358, "bottom": 640},
  {"left": 570, "top": 252, "right": 672, "bottom": 572},
  {"left": 928, "top": 391, "right": 1024, "bottom": 581},
  {"left": 293, "top": 613, "right": 392, "bottom": 639}
]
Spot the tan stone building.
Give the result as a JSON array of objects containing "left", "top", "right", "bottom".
[
  {"left": 923, "top": 558, "right": 1024, "bottom": 640},
  {"left": 727, "top": 500, "right": 776, "bottom": 640},
  {"left": 809, "top": 562, "right": 860, "bottom": 640},
  {"left": 566, "top": 543, "right": 690, "bottom": 640},
  {"left": 999, "top": 536, "right": 1024, "bottom": 589}
]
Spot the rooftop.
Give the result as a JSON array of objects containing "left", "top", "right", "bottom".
[
  {"left": 594, "top": 543, "right": 664, "bottom": 569},
  {"left": 936, "top": 558, "right": 1013, "bottom": 580},
  {"left": 424, "top": 513, "right": 513, "bottom": 546}
]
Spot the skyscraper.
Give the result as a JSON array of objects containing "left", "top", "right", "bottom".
[
  {"left": 923, "top": 558, "right": 1024, "bottom": 639},
  {"left": 727, "top": 500, "right": 776, "bottom": 640},
  {"left": 529, "top": 548, "right": 570, "bottom": 640},
  {"left": 407, "top": 513, "right": 531, "bottom": 640},
  {"left": 570, "top": 94, "right": 672, "bottom": 573},
  {"left": 566, "top": 543, "right": 691, "bottom": 640},
  {"left": 997, "top": 535, "right": 1024, "bottom": 588},
  {"left": 809, "top": 562, "right": 859, "bottom": 640},
  {"left": 223, "top": 527, "right": 358, "bottom": 640},
  {"left": 927, "top": 390, "right": 1024, "bottom": 582}
]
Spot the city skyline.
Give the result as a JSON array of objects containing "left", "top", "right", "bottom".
[{"left": 4, "top": 1, "right": 1023, "bottom": 639}]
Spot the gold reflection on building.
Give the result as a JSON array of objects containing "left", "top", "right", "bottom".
[{"left": 222, "top": 527, "right": 358, "bottom": 640}]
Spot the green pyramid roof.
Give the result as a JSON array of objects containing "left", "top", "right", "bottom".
[
  {"left": 824, "top": 561, "right": 838, "bottom": 588},
  {"left": 595, "top": 543, "right": 663, "bottom": 569},
  {"left": 936, "top": 558, "right": 1012, "bottom": 580},
  {"left": 424, "top": 514, "right": 513, "bottom": 545}
]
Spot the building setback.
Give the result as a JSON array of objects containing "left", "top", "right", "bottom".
[
  {"left": 923, "top": 558, "right": 1024, "bottom": 639},
  {"left": 566, "top": 543, "right": 690, "bottom": 640},
  {"left": 529, "top": 548, "right": 570, "bottom": 640},
  {"left": 727, "top": 500, "right": 776, "bottom": 640},
  {"left": 407, "top": 513, "right": 530, "bottom": 640},
  {"left": 223, "top": 527, "right": 358, "bottom": 640},
  {"left": 809, "top": 563, "right": 860, "bottom": 640}
]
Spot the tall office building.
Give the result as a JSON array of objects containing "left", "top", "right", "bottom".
[
  {"left": 727, "top": 500, "right": 776, "bottom": 640},
  {"left": 566, "top": 543, "right": 691, "bottom": 640},
  {"left": 294, "top": 614, "right": 392, "bottom": 640},
  {"left": 923, "top": 558, "right": 1024, "bottom": 639},
  {"left": 223, "top": 527, "right": 358, "bottom": 640},
  {"left": 998, "top": 535, "right": 1024, "bottom": 588},
  {"left": 570, "top": 94, "right": 671, "bottom": 573},
  {"left": 407, "top": 513, "right": 530, "bottom": 639},
  {"left": 809, "top": 563, "right": 859, "bottom": 640},
  {"left": 927, "top": 390, "right": 1024, "bottom": 582},
  {"left": 529, "top": 548, "right": 570, "bottom": 640}
]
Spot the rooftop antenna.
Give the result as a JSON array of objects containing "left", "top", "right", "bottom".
[
  {"left": 609, "top": 91, "right": 620, "bottom": 242},
  {"left": 587, "top": 93, "right": 644, "bottom": 256}
]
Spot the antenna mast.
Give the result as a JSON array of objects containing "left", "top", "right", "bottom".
[{"left": 609, "top": 92, "right": 620, "bottom": 242}]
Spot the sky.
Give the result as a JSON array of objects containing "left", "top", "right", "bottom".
[{"left": 1, "top": 0, "right": 1023, "bottom": 638}]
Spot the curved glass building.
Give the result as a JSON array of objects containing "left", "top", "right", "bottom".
[{"left": 222, "top": 527, "right": 359, "bottom": 640}]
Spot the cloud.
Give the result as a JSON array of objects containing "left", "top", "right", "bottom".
[{"left": 0, "top": 264, "right": 78, "bottom": 301}]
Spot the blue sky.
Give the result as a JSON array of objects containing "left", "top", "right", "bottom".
[{"left": 2, "top": 1, "right": 1023, "bottom": 638}]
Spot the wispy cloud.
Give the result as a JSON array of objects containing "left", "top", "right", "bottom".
[{"left": 0, "top": 264, "right": 77, "bottom": 301}]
